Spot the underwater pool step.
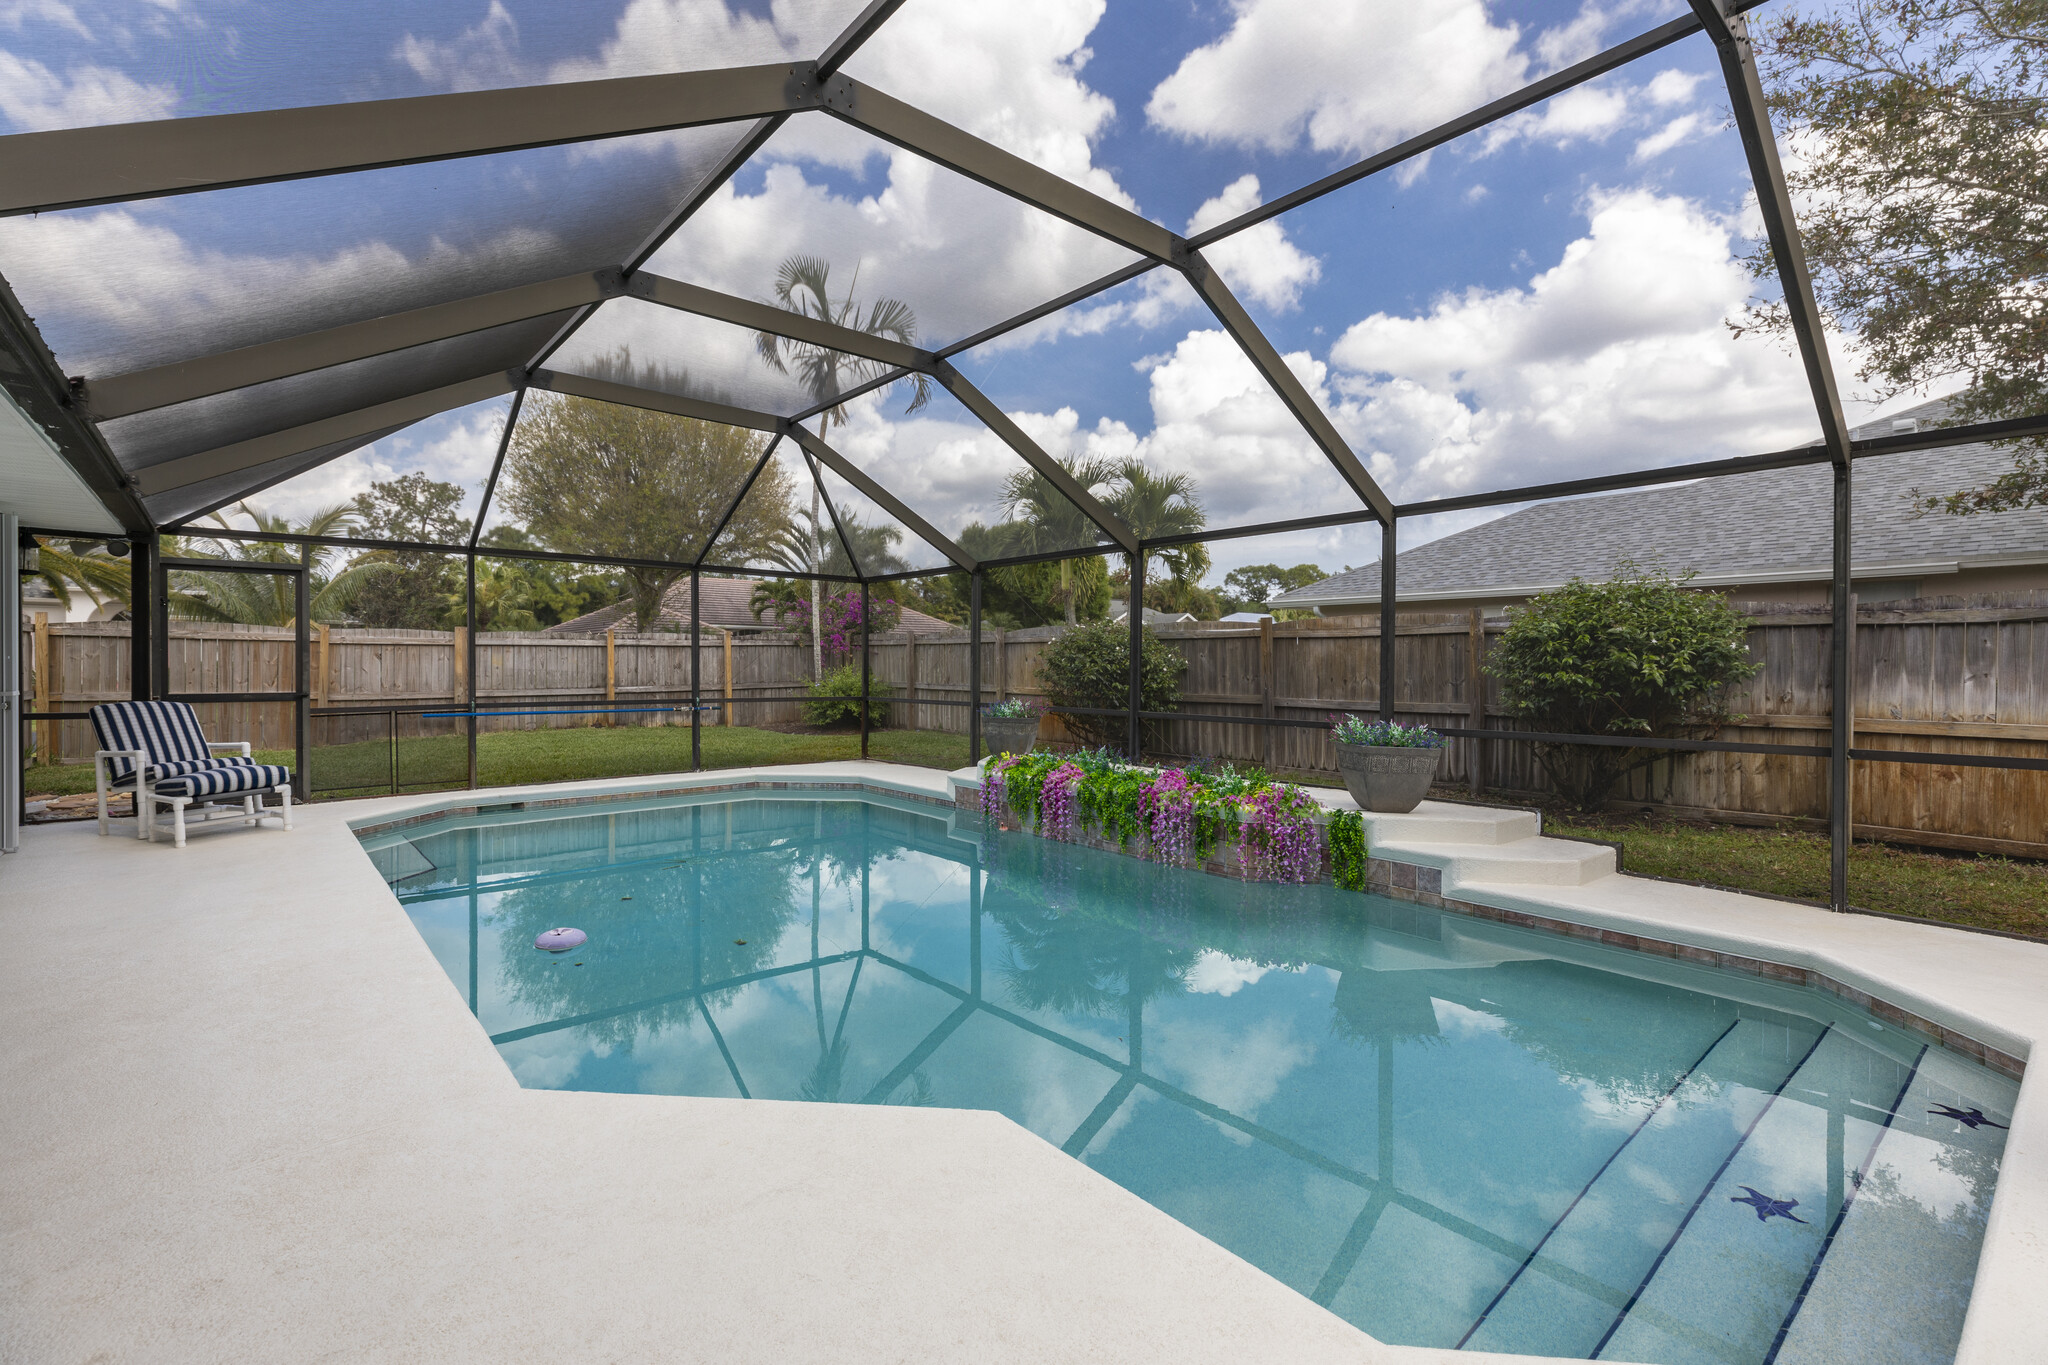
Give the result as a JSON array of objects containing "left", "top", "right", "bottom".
[
  {"left": 1592, "top": 1025, "right": 1921, "bottom": 1365},
  {"left": 1459, "top": 1014, "right": 1826, "bottom": 1358}
]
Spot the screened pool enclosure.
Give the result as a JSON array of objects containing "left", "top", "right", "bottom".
[{"left": 5, "top": 0, "right": 2046, "bottom": 905}]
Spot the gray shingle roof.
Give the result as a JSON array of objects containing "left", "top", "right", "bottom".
[{"left": 1272, "top": 397, "right": 2048, "bottom": 607}]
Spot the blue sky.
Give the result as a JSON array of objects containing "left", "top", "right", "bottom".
[{"left": 0, "top": 0, "right": 1898, "bottom": 579}]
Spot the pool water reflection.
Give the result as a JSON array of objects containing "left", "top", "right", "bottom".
[{"left": 376, "top": 795, "right": 2012, "bottom": 1364}]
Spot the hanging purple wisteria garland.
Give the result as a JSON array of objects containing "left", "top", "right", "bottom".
[{"left": 1237, "top": 785, "right": 1323, "bottom": 883}]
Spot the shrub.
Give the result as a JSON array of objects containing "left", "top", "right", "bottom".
[
  {"left": 1484, "top": 561, "right": 1761, "bottom": 812},
  {"left": 801, "top": 665, "right": 893, "bottom": 726},
  {"left": 1036, "top": 620, "right": 1184, "bottom": 755}
]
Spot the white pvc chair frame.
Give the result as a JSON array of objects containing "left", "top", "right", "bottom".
[{"left": 94, "top": 739, "right": 293, "bottom": 848}]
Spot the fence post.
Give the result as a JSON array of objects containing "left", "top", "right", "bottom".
[
  {"left": 1468, "top": 608, "right": 1486, "bottom": 798},
  {"left": 994, "top": 626, "right": 1007, "bottom": 702},
  {"left": 31, "top": 611, "right": 51, "bottom": 763},
  {"left": 969, "top": 572, "right": 983, "bottom": 763},
  {"left": 905, "top": 632, "right": 919, "bottom": 734},
  {"left": 603, "top": 628, "right": 616, "bottom": 728},
  {"left": 722, "top": 627, "right": 733, "bottom": 727},
  {"left": 1259, "top": 616, "right": 1275, "bottom": 771}
]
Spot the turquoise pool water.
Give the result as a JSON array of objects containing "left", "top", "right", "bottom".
[{"left": 372, "top": 794, "right": 2014, "bottom": 1363}]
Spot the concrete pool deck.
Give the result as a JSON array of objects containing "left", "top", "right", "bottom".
[{"left": 3, "top": 760, "right": 2042, "bottom": 1363}]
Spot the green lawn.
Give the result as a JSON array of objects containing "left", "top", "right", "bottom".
[
  {"left": 1544, "top": 810, "right": 2048, "bottom": 939},
  {"left": 24, "top": 724, "right": 973, "bottom": 800}
]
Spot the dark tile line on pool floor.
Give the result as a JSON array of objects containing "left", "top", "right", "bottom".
[{"left": 350, "top": 775, "right": 2024, "bottom": 1083}]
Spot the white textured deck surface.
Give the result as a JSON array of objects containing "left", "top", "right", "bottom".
[{"left": 3, "top": 761, "right": 2042, "bottom": 1363}]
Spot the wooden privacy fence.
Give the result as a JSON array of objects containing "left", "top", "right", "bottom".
[{"left": 20, "top": 601, "right": 2048, "bottom": 854}]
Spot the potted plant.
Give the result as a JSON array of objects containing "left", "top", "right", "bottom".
[
  {"left": 980, "top": 698, "right": 1045, "bottom": 757},
  {"left": 1330, "top": 715, "right": 1445, "bottom": 813}
]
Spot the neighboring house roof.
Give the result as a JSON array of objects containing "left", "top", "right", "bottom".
[
  {"left": 1272, "top": 397, "right": 2048, "bottom": 609},
  {"left": 1110, "top": 601, "right": 1198, "bottom": 624},
  {"left": 1218, "top": 611, "right": 1272, "bottom": 623},
  {"left": 543, "top": 577, "right": 955, "bottom": 635}
]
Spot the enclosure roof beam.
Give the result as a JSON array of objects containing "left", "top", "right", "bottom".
[
  {"left": 821, "top": 75, "right": 1179, "bottom": 263},
  {"left": 693, "top": 434, "right": 783, "bottom": 569},
  {"left": 0, "top": 274, "right": 151, "bottom": 536},
  {"left": 783, "top": 421, "right": 977, "bottom": 573},
  {"left": 1178, "top": 249, "right": 1394, "bottom": 522},
  {"left": 526, "top": 368, "right": 782, "bottom": 433},
  {"left": 0, "top": 64, "right": 822, "bottom": 216},
  {"left": 1689, "top": 0, "right": 1851, "bottom": 466},
  {"left": 929, "top": 360, "right": 1139, "bottom": 556},
  {"left": 629, "top": 273, "right": 935, "bottom": 372},
  {"left": 534, "top": 1, "right": 911, "bottom": 373},
  {"left": 86, "top": 273, "right": 615, "bottom": 421},
  {"left": 800, "top": 442, "right": 864, "bottom": 579},
  {"left": 131, "top": 372, "right": 516, "bottom": 498}
]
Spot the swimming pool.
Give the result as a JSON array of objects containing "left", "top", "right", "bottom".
[{"left": 373, "top": 792, "right": 2014, "bottom": 1364}]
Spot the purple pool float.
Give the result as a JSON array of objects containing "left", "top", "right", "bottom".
[{"left": 535, "top": 926, "right": 587, "bottom": 953}]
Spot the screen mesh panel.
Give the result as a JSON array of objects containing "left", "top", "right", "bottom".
[
  {"left": 0, "top": 0, "right": 873, "bottom": 133},
  {"left": 0, "top": 128, "right": 749, "bottom": 377},
  {"left": 642, "top": 110, "right": 1144, "bottom": 351},
  {"left": 100, "top": 319, "right": 551, "bottom": 474}
]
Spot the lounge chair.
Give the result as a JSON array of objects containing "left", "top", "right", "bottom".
[{"left": 90, "top": 700, "right": 294, "bottom": 848}]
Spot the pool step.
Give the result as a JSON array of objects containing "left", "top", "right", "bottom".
[
  {"left": 1459, "top": 1014, "right": 1824, "bottom": 1358},
  {"left": 1375, "top": 834, "right": 1617, "bottom": 888},
  {"left": 1591, "top": 1025, "right": 1919, "bottom": 1364},
  {"left": 1330, "top": 798, "right": 1542, "bottom": 847}
]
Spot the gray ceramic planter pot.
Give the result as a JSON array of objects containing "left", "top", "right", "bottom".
[
  {"left": 981, "top": 715, "right": 1040, "bottom": 757},
  {"left": 1335, "top": 742, "right": 1442, "bottom": 813}
]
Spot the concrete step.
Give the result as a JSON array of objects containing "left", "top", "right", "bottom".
[
  {"left": 1310, "top": 795, "right": 1543, "bottom": 847},
  {"left": 1380, "top": 833, "right": 1617, "bottom": 888}
]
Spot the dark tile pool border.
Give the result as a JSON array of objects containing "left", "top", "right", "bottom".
[
  {"left": 351, "top": 777, "right": 955, "bottom": 842},
  {"left": 954, "top": 786, "right": 2027, "bottom": 1083}
]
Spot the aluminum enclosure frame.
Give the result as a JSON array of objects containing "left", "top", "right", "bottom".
[{"left": 1, "top": 0, "right": 2039, "bottom": 914}]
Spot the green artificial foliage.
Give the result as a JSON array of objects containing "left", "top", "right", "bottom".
[
  {"left": 1484, "top": 561, "right": 1761, "bottom": 812},
  {"left": 1035, "top": 620, "right": 1184, "bottom": 754},
  {"left": 1328, "top": 811, "right": 1369, "bottom": 893},
  {"left": 800, "top": 665, "right": 894, "bottom": 726}
]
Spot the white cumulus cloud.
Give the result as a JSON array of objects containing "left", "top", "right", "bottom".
[
  {"left": 0, "top": 51, "right": 176, "bottom": 131},
  {"left": 1328, "top": 188, "right": 1824, "bottom": 500},
  {"left": 1187, "top": 175, "right": 1320, "bottom": 312}
]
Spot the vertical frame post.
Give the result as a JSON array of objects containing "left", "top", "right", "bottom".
[
  {"left": 1127, "top": 551, "right": 1145, "bottom": 761},
  {"left": 465, "top": 552, "right": 479, "bottom": 789},
  {"left": 129, "top": 534, "right": 154, "bottom": 701},
  {"left": 690, "top": 567, "right": 702, "bottom": 772},
  {"left": 1379, "top": 518, "right": 1397, "bottom": 722},
  {"left": 294, "top": 544, "right": 310, "bottom": 802},
  {"left": 968, "top": 570, "right": 983, "bottom": 764},
  {"left": 149, "top": 536, "right": 169, "bottom": 704},
  {"left": 3, "top": 513, "right": 18, "bottom": 855},
  {"left": 859, "top": 580, "right": 871, "bottom": 761},
  {"left": 1830, "top": 465, "right": 1852, "bottom": 910}
]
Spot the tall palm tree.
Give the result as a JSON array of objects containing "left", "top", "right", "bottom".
[
  {"left": 1103, "top": 459, "right": 1208, "bottom": 612},
  {"left": 1001, "top": 455, "right": 1118, "bottom": 625},
  {"left": 757, "top": 255, "right": 931, "bottom": 676},
  {"left": 169, "top": 502, "right": 385, "bottom": 625}
]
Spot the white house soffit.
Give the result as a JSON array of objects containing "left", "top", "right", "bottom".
[{"left": 0, "top": 388, "right": 119, "bottom": 534}]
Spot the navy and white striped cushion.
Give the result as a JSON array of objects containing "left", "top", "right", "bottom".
[
  {"left": 150, "top": 764, "right": 292, "bottom": 799},
  {"left": 90, "top": 701, "right": 214, "bottom": 782}
]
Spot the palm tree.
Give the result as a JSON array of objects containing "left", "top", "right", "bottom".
[
  {"left": 169, "top": 502, "right": 385, "bottom": 625},
  {"left": 757, "top": 255, "right": 931, "bottom": 677},
  {"left": 1002, "top": 455, "right": 1118, "bottom": 626},
  {"left": 25, "top": 539, "right": 134, "bottom": 617},
  {"left": 1103, "top": 459, "right": 1208, "bottom": 614}
]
